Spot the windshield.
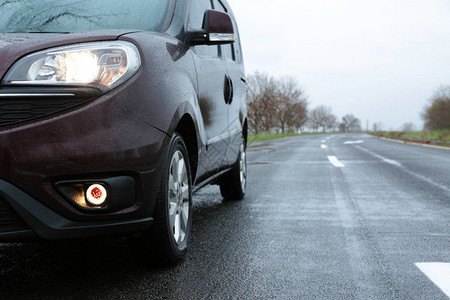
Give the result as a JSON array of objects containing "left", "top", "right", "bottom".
[{"left": 0, "top": 0, "right": 172, "bottom": 33}]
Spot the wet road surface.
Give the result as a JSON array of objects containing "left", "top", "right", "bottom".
[{"left": 1, "top": 134, "right": 449, "bottom": 299}]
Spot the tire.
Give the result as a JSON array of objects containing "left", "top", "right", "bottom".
[
  {"left": 220, "top": 139, "right": 247, "bottom": 200},
  {"left": 129, "top": 133, "right": 193, "bottom": 265}
]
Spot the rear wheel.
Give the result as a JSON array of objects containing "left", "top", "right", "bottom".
[
  {"left": 129, "top": 133, "right": 192, "bottom": 265},
  {"left": 220, "top": 139, "right": 246, "bottom": 200}
]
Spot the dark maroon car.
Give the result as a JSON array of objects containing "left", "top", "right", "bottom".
[{"left": 0, "top": 0, "right": 247, "bottom": 264}]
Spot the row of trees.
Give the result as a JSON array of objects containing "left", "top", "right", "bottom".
[
  {"left": 247, "top": 72, "right": 362, "bottom": 134},
  {"left": 307, "top": 105, "right": 362, "bottom": 132},
  {"left": 248, "top": 73, "right": 449, "bottom": 134}
]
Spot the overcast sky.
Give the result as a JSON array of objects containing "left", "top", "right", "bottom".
[{"left": 227, "top": 0, "right": 450, "bottom": 130}]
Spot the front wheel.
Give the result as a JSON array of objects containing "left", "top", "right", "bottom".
[
  {"left": 220, "top": 139, "right": 247, "bottom": 200},
  {"left": 129, "top": 133, "right": 192, "bottom": 265}
]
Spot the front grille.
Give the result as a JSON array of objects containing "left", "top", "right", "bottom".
[
  {"left": 0, "top": 87, "right": 101, "bottom": 127},
  {"left": 0, "top": 98, "right": 89, "bottom": 127},
  {"left": 0, "top": 195, "right": 29, "bottom": 233}
]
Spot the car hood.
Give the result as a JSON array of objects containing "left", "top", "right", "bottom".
[{"left": 0, "top": 30, "right": 138, "bottom": 81}]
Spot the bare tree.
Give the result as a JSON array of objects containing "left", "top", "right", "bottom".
[
  {"left": 307, "top": 107, "right": 322, "bottom": 132},
  {"left": 324, "top": 114, "right": 338, "bottom": 132},
  {"left": 273, "top": 77, "right": 308, "bottom": 133},
  {"left": 291, "top": 102, "right": 308, "bottom": 133},
  {"left": 423, "top": 85, "right": 450, "bottom": 130},
  {"left": 341, "top": 114, "right": 362, "bottom": 132},
  {"left": 372, "top": 122, "right": 384, "bottom": 132},
  {"left": 307, "top": 105, "right": 337, "bottom": 132},
  {"left": 247, "top": 72, "right": 308, "bottom": 134},
  {"left": 400, "top": 122, "right": 416, "bottom": 132},
  {"left": 246, "top": 72, "right": 278, "bottom": 134}
]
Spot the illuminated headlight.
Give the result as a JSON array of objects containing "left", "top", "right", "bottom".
[
  {"left": 2, "top": 41, "right": 141, "bottom": 91},
  {"left": 86, "top": 184, "right": 108, "bottom": 206}
]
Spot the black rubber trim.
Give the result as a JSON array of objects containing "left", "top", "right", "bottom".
[
  {"left": 0, "top": 230, "right": 38, "bottom": 242},
  {"left": 0, "top": 179, "right": 153, "bottom": 241},
  {"left": 193, "top": 167, "right": 232, "bottom": 193},
  {"left": 0, "top": 194, "right": 30, "bottom": 232}
]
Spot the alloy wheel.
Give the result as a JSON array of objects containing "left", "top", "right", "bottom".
[{"left": 168, "top": 150, "right": 190, "bottom": 247}]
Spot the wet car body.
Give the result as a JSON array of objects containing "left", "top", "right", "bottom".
[{"left": 0, "top": 0, "right": 247, "bottom": 262}]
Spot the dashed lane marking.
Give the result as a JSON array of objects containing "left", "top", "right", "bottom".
[
  {"left": 328, "top": 156, "right": 345, "bottom": 167},
  {"left": 344, "top": 140, "right": 364, "bottom": 144},
  {"left": 321, "top": 144, "right": 328, "bottom": 149},
  {"left": 416, "top": 263, "right": 450, "bottom": 298}
]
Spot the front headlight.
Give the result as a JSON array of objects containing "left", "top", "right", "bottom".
[{"left": 2, "top": 41, "right": 141, "bottom": 92}]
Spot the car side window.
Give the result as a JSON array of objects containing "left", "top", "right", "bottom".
[
  {"left": 189, "top": 0, "right": 219, "bottom": 58},
  {"left": 231, "top": 18, "right": 243, "bottom": 64},
  {"left": 212, "top": 0, "right": 235, "bottom": 62}
]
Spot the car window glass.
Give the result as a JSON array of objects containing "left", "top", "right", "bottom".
[
  {"left": 189, "top": 0, "right": 219, "bottom": 58},
  {"left": 212, "top": 0, "right": 235, "bottom": 61},
  {"left": 212, "top": 0, "right": 227, "bottom": 13},
  {"left": 231, "top": 19, "right": 242, "bottom": 64},
  {"left": 0, "top": 0, "right": 171, "bottom": 33}
]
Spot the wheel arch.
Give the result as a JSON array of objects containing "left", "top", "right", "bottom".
[{"left": 174, "top": 114, "right": 199, "bottom": 181}]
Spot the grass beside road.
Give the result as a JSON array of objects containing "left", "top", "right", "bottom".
[
  {"left": 248, "top": 133, "right": 300, "bottom": 143},
  {"left": 248, "top": 132, "right": 336, "bottom": 143},
  {"left": 372, "top": 130, "right": 450, "bottom": 146}
]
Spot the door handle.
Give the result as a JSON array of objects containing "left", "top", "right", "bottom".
[
  {"left": 223, "top": 75, "right": 233, "bottom": 105},
  {"left": 228, "top": 77, "right": 234, "bottom": 104},
  {"left": 224, "top": 75, "right": 230, "bottom": 104}
]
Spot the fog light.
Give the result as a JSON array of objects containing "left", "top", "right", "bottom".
[{"left": 86, "top": 184, "right": 107, "bottom": 206}]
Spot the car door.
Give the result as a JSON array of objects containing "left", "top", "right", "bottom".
[
  {"left": 189, "top": 0, "right": 230, "bottom": 175},
  {"left": 213, "top": 0, "right": 246, "bottom": 165}
]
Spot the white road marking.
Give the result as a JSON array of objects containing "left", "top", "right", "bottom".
[
  {"left": 416, "top": 263, "right": 450, "bottom": 298},
  {"left": 321, "top": 140, "right": 326, "bottom": 143},
  {"left": 355, "top": 145, "right": 450, "bottom": 193},
  {"left": 321, "top": 144, "right": 328, "bottom": 149},
  {"left": 328, "top": 156, "right": 345, "bottom": 167},
  {"left": 344, "top": 140, "right": 364, "bottom": 145},
  {"left": 355, "top": 146, "right": 402, "bottom": 167}
]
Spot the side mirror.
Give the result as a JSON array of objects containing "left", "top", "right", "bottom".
[{"left": 188, "top": 10, "right": 235, "bottom": 46}]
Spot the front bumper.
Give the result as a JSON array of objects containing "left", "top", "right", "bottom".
[
  {"left": 0, "top": 179, "right": 153, "bottom": 241},
  {"left": 0, "top": 71, "right": 171, "bottom": 241}
]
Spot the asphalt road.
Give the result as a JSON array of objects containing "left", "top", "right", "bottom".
[{"left": 1, "top": 134, "right": 449, "bottom": 299}]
